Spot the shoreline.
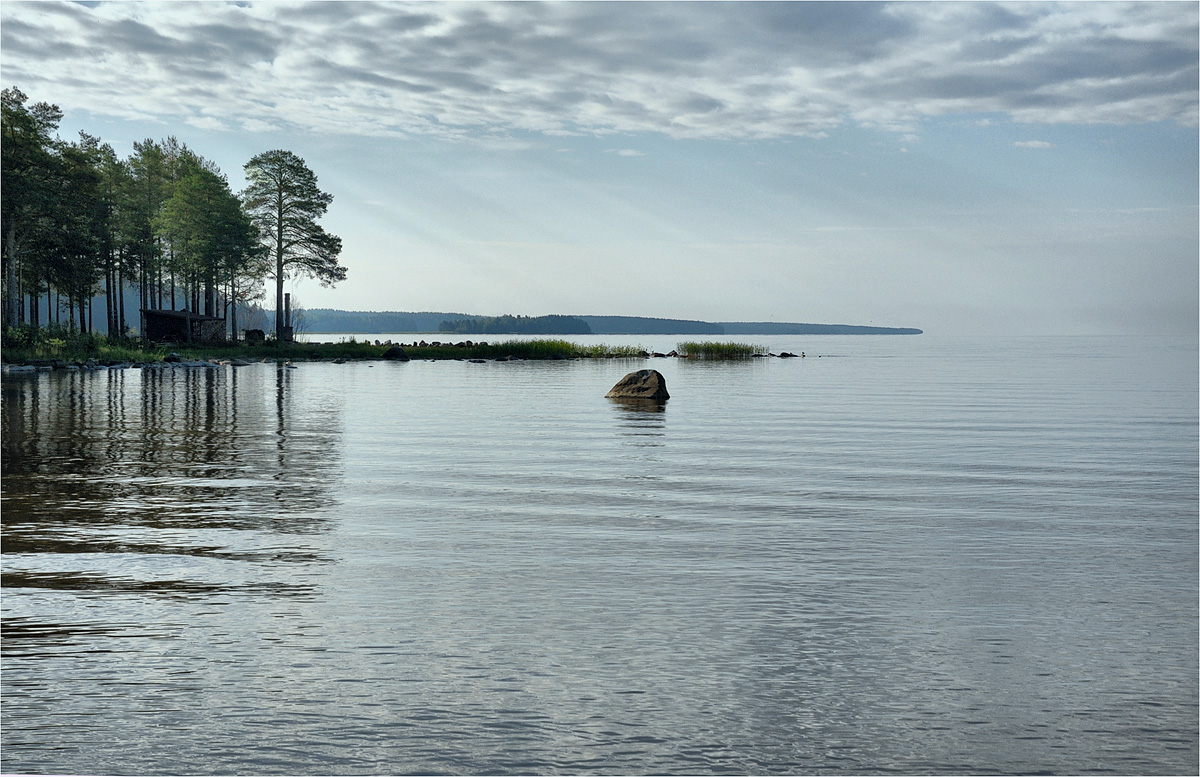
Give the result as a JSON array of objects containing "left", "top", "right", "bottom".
[{"left": 2, "top": 337, "right": 799, "bottom": 371}]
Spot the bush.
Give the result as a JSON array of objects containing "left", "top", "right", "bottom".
[{"left": 2, "top": 325, "right": 165, "bottom": 363}]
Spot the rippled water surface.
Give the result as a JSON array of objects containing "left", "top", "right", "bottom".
[{"left": 3, "top": 335, "right": 1197, "bottom": 775}]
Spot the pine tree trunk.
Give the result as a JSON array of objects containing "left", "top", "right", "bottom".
[
  {"left": 276, "top": 251, "right": 284, "bottom": 339},
  {"left": 139, "top": 257, "right": 146, "bottom": 316},
  {"left": 276, "top": 185, "right": 285, "bottom": 340},
  {"left": 205, "top": 267, "right": 215, "bottom": 318},
  {"left": 118, "top": 264, "right": 127, "bottom": 336},
  {"left": 4, "top": 226, "right": 18, "bottom": 328},
  {"left": 105, "top": 263, "right": 113, "bottom": 335}
]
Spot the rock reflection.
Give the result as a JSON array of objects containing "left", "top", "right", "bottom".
[
  {"left": 607, "top": 397, "right": 667, "bottom": 414},
  {"left": 609, "top": 397, "right": 666, "bottom": 454},
  {"left": 1, "top": 366, "right": 340, "bottom": 598}
]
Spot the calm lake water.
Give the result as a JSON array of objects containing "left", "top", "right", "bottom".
[{"left": 2, "top": 334, "right": 1197, "bottom": 775}]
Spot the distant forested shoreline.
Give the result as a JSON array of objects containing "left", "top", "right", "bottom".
[
  {"left": 439, "top": 314, "right": 591, "bottom": 335},
  {"left": 299, "top": 309, "right": 922, "bottom": 335}
]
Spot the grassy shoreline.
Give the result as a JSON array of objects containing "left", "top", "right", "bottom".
[
  {"left": 2, "top": 327, "right": 778, "bottom": 367},
  {"left": 0, "top": 331, "right": 639, "bottom": 366}
]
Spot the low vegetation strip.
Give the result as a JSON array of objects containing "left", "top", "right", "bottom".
[
  {"left": 3, "top": 327, "right": 783, "bottom": 367},
  {"left": 0, "top": 328, "right": 647, "bottom": 365}
]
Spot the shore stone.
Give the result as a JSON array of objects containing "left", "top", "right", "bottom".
[{"left": 606, "top": 369, "right": 670, "bottom": 401}]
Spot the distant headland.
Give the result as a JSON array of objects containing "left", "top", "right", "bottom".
[{"left": 300, "top": 310, "right": 923, "bottom": 336}]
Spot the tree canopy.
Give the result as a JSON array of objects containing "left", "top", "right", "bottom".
[
  {"left": 1, "top": 87, "right": 331, "bottom": 340},
  {"left": 2, "top": 87, "right": 65, "bottom": 326}
]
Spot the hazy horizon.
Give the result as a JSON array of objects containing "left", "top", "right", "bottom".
[{"left": 3, "top": 1, "right": 1196, "bottom": 336}]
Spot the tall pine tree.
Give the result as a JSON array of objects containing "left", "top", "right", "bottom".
[{"left": 242, "top": 150, "right": 344, "bottom": 340}]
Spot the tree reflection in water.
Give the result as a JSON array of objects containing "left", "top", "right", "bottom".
[{"left": 1, "top": 365, "right": 340, "bottom": 596}]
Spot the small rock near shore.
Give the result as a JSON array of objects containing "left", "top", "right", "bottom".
[{"left": 606, "top": 369, "right": 670, "bottom": 401}]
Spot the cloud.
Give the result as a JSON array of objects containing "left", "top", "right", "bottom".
[
  {"left": 1014, "top": 140, "right": 1055, "bottom": 149},
  {"left": 2, "top": 1, "right": 1196, "bottom": 141},
  {"left": 186, "top": 115, "right": 228, "bottom": 132}
]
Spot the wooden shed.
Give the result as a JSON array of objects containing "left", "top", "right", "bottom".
[{"left": 141, "top": 309, "right": 227, "bottom": 344}]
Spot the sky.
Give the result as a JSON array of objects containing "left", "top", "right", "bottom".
[{"left": 2, "top": 0, "right": 1197, "bottom": 335}]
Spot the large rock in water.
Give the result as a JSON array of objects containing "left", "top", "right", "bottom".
[
  {"left": 606, "top": 369, "right": 669, "bottom": 400},
  {"left": 381, "top": 345, "right": 409, "bottom": 361}
]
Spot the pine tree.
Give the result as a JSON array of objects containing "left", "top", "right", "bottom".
[
  {"left": 1, "top": 87, "right": 63, "bottom": 327},
  {"left": 242, "top": 150, "right": 344, "bottom": 340}
]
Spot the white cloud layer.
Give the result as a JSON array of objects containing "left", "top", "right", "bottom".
[{"left": 3, "top": 1, "right": 1196, "bottom": 141}]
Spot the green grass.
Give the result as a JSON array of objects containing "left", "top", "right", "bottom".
[
  {"left": 2, "top": 324, "right": 167, "bottom": 364},
  {"left": 1, "top": 327, "right": 649, "bottom": 365},
  {"left": 4, "top": 327, "right": 769, "bottom": 365},
  {"left": 676, "top": 341, "right": 768, "bottom": 359}
]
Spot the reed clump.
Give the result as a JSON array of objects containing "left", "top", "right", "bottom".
[{"left": 676, "top": 341, "right": 768, "bottom": 360}]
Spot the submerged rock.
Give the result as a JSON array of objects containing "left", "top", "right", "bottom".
[{"left": 606, "top": 369, "right": 670, "bottom": 401}]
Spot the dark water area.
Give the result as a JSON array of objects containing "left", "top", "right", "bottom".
[{"left": 2, "top": 335, "right": 1197, "bottom": 775}]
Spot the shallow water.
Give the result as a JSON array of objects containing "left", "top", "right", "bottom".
[{"left": 3, "top": 335, "right": 1197, "bottom": 775}]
